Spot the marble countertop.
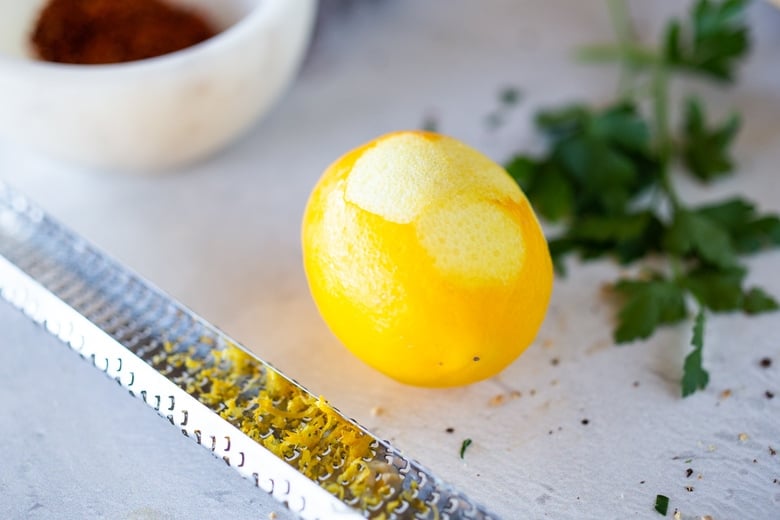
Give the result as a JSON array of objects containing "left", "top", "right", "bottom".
[{"left": 1, "top": 1, "right": 779, "bottom": 518}]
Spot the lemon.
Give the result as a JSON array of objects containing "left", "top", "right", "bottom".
[{"left": 302, "top": 131, "right": 553, "bottom": 387}]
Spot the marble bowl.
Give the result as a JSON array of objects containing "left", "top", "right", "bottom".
[{"left": 0, "top": 0, "right": 317, "bottom": 172}]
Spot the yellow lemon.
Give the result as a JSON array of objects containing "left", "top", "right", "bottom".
[{"left": 302, "top": 131, "right": 553, "bottom": 387}]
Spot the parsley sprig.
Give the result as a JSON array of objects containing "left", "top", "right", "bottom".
[{"left": 506, "top": 0, "right": 780, "bottom": 396}]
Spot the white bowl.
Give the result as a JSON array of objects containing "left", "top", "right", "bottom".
[{"left": 0, "top": 0, "right": 317, "bottom": 172}]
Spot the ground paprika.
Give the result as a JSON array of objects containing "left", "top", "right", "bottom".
[{"left": 31, "top": 0, "right": 217, "bottom": 65}]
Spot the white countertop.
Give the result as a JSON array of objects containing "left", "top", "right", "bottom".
[{"left": 1, "top": 1, "right": 779, "bottom": 518}]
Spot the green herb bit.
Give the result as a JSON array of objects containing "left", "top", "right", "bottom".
[
  {"left": 485, "top": 113, "right": 504, "bottom": 130},
  {"left": 460, "top": 438, "right": 473, "bottom": 459},
  {"left": 654, "top": 494, "right": 670, "bottom": 515},
  {"left": 682, "top": 308, "right": 710, "bottom": 397},
  {"left": 485, "top": 86, "right": 523, "bottom": 129},
  {"left": 421, "top": 114, "right": 439, "bottom": 133},
  {"left": 499, "top": 86, "right": 522, "bottom": 106}
]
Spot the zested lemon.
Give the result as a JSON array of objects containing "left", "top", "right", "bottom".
[{"left": 302, "top": 131, "right": 553, "bottom": 387}]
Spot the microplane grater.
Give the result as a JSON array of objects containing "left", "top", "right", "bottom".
[{"left": 0, "top": 181, "right": 498, "bottom": 520}]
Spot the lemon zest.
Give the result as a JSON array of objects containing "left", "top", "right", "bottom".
[{"left": 155, "top": 340, "right": 434, "bottom": 516}]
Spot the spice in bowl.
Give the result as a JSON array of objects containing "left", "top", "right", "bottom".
[{"left": 31, "top": 0, "right": 217, "bottom": 65}]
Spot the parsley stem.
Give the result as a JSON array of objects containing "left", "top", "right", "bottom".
[
  {"left": 670, "top": 255, "right": 684, "bottom": 282},
  {"left": 651, "top": 59, "right": 681, "bottom": 212},
  {"left": 605, "top": 0, "right": 636, "bottom": 98},
  {"left": 651, "top": 63, "right": 669, "bottom": 162},
  {"left": 578, "top": 44, "right": 657, "bottom": 66},
  {"left": 604, "top": 0, "right": 681, "bottom": 212}
]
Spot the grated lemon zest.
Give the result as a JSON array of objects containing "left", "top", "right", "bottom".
[{"left": 155, "top": 340, "right": 436, "bottom": 517}]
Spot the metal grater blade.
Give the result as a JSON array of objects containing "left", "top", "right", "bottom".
[{"left": 0, "top": 181, "right": 498, "bottom": 520}]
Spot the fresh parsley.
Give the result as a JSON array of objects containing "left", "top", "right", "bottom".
[{"left": 505, "top": 0, "right": 780, "bottom": 396}]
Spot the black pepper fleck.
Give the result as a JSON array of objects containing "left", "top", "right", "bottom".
[
  {"left": 640, "top": 480, "right": 645, "bottom": 484},
  {"left": 473, "top": 356, "right": 480, "bottom": 362},
  {"left": 770, "top": 446, "right": 777, "bottom": 456},
  {"left": 760, "top": 357, "right": 772, "bottom": 368},
  {"left": 766, "top": 390, "right": 775, "bottom": 399},
  {"left": 581, "top": 419, "right": 589, "bottom": 425},
  {"left": 633, "top": 381, "right": 640, "bottom": 388},
  {"left": 551, "top": 358, "right": 560, "bottom": 366},
  {"left": 685, "top": 486, "right": 694, "bottom": 492},
  {"left": 686, "top": 468, "right": 693, "bottom": 478},
  {"left": 445, "top": 427, "right": 454, "bottom": 434}
]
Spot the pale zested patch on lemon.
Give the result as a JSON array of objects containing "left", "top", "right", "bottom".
[{"left": 302, "top": 131, "right": 553, "bottom": 387}]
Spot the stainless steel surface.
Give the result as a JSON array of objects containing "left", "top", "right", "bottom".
[{"left": 0, "top": 181, "right": 496, "bottom": 519}]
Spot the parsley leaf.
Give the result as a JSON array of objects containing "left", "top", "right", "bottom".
[
  {"left": 680, "top": 97, "right": 741, "bottom": 181},
  {"left": 695, "top": 198, "right": 780, "bottom": 253},
  {"left": 613, "top": 275, "right": 688, "bottom": 343},
  {"left": 682, "top": 266, "right": 779, "bottom": 314},
  {"left": 557, "top": 211, "right": 664, "bottom": 265},
  {"left": 664, "top": 0, "right": 751, "bottom": 82},
  {"left": 742, "top": 287, "right": 780, "bottom": 315},
  {"left": 682, "top": 265, "right": 745, "bottom": 311},
  {"left": 663, "top": 209, "right": 737, "bottom": 268},
  {"left": 682, "top": 309, "right": 709, "bottom": 397},
  {"left": 507, "top": 158, "right": 574, "bottom": 221}
]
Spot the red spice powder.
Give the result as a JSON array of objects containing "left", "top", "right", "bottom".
[{"left": 31, "top": 0, "right": 217, "bottom": 65}]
